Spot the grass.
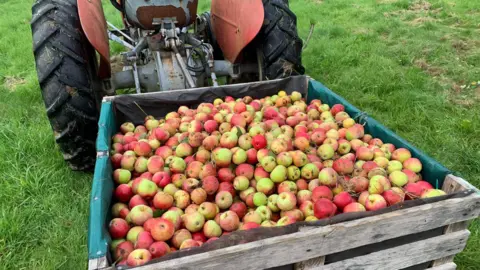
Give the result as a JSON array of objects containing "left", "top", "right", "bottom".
[{"left": 0, "top": 0, "right": 479, "bottom": 269}]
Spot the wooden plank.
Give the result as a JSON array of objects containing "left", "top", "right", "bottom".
[
  {"left": 323, "top": 227, "right": 444, "bottom": 264},
  {"left": 294, "top": 226, "right": 325, "bottom": 270},
  {"left": 320, "top": 230, "right": 469, "bottom": 270},
  {"left": 88, "top": 256, "right": 108, "bottom": 270},
  {"left": 426, "top": 262, "right": 457, "bottom": 270},
  {"left": 135, "top": 193, "right": 480, "bottom": 270},
  {"left": 433, "top": 175, "right": 478, "bottom": 267},
  {"left": 442, "top": 174, "right": 479, "bottom": 194}
]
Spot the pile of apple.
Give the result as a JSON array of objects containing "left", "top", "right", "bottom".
[{"left": 108, "top": 91, "right": 446, "bottom": 266}]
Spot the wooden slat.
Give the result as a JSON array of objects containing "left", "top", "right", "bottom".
[
  {"left": 320, "top": 230, "right": 469, "bottom": 270},
  {"left": 426, "top": 262, "right": 457, "bottom": 270},
  {"left": 88, "top": 256, "right": 108, "bottom": 270},
  {"left": 135, "top": 193, "right": 480, "bottom": 270},
  {"left": 432, "top": 174, "right": 478, "bottom": 267},
  {"left": 294, "top": 226, "right": 325, "bottom": 270},
  {"left": 441, "top": 174, "right": 479, "bottom": 194}
]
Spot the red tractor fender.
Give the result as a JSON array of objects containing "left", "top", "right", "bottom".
[
  {"left": 211, "top": 0, "right": 264, "bottom": 63},
  {"left": 77, "top": 0, "right": 111, "bottom": 79}
]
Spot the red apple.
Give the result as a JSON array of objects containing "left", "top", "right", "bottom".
[
  {"left": 115, "top": 241, "right": 134, "bottom": 261},
  {"left": 115, "top": 184, "right": 133, "bottom": 203},
  {"left": 230, "top": 201, "right": 248, "bottom": 219},
  {"left": 135, "top": 231, "right": 154, "bottom": 249},
  {"left": 219, "top": 210, "right": 240, "bottom": 231},
  {"left": 365, "top": 194, "right": 387, "bottom": 211},
  {"left": 218, "top": 182, "right": 236, "bottom": 197},
  {"left": 202, "top": 176, "right": 219, "bottom": 195},
  {"left": 109, "top": 218, "right": 129, "bottom": 239},
  {"left": 313, "top": 198, "right": 337, "bottom": 219},
  {"left": 343, "top": 202, "right": 366, "bottom": 213},
  {"left": 149, "top": 241, "right": 170, "bottom": 258},
  {"left": 127, "top": 249, "right": 151, "bottom": 266},
  {"left": 312, "top": 186, "right": 333, "bottom": 202},
  {"left": 180, "top": 239, "right": 201, "bottom": 250},
  {"left": 333, "top": 191, "right": 354, "bottom": 211},
  {"left": 150, "top": 218, "right": 175, "bottom": 241},
  {"left": 240, "top": 222, "right": 261, "bottom": 230},
  {"left": 171, "top": 229, "right": 192, "bottom": 249},
  {"left": 252, "top": 134, "right": 267, "bottom": 149},
  {"left": 383, "top": 187, "right": 405, "bottom": 206},
  {"left": 153, "top": 192, "right": 174, "bottom": 210}
]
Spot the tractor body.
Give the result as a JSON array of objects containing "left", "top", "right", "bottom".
[{"left": 77, "top": 0, "right": 266, "bottom": 93}]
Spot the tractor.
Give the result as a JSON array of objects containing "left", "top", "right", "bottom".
[{"left": 30, "top": 0, "right": 304, "bottom": 171}]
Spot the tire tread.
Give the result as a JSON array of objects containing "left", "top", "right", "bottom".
[{"left": 31, "top": 0, "right": 100, "bottom": 171}]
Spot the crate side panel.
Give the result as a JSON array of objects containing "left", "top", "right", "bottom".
[
  {"left": 321, "top": 230, "right": 469, "bottom": 270},
  {"left": 324, "top": 227, "right": 444, "bottom": 264},
  {"left": 133, "top": 193, "right": 480, "bottom": 270},
  {"left": 88, "top": 159, "right": 114, "bottom": 259}
]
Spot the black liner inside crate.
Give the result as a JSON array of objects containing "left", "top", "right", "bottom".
[{"left": 113, "top": 76, "right": 308, "bottom": 126}]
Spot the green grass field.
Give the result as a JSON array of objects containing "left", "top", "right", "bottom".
[{"left": 0, "top": 0, "right": 479, "bottom": 269}]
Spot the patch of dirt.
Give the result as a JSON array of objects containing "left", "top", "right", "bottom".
[
  {"left": 311, "top": 0, "right": 323, "bottom": 4},
  {"left": 66, "top": 86, "right": 78, "bottom": 97},
  {"left": 450, "top": 98, "right": 475, "bottom": 107},
  {"left": 452, "top": 40, "right": 470, "bottom": 52},
  {"left": 440, "top": 34, "right": 451, "bottom": 42},
  {"left": 440, "top": 35, "right": 480, "bottom": 55},
  {"left": 110, "top": 55, "right": 124, "bottom": 74},
  {"left": 446, "top": 82, "right": 480, "bottom": 107},
  {"left": 407, "top": 16, "right": 437, "bottom": 26},
  {"left": 384, "top": 0, "right": 442, "bottom": 22},
  {"left": 3, "top": 76, "right": 26, "bottom": 91},
  {"left": 414, "top": 59, "right": 444, "bottom": 76},
  {"left": 409, "top": 0, "right": 432, "bottom": 11},
  {"left": 451, "top": 83, "right": 462, "bottom": 94}
]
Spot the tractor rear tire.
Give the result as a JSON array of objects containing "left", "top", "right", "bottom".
[
  {"left": 31, "top": 0, "right": 102, "bottom": 171},
  {"left": 261, "top": 0, "right": 305, "bottom": 79}
]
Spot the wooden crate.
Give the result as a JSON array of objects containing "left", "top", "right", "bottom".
[
  {"left": 87, "top": 77, "right": 479, "bottom": 270},
  {"left": 105, "top": 174, "right": 478, "bottom": 270}
]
